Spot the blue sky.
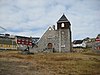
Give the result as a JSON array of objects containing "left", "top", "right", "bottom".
[{"left": 0, "top": 0, "right": 100, "bottom": 40}]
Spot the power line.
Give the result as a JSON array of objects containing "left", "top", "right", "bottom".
[{"left": 0, "top": 26, "right": 7, "bottom": 31}]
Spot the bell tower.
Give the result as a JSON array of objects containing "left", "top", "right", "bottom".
[{"left": 57, "top": 14, "right": 72, "bottom": 52}]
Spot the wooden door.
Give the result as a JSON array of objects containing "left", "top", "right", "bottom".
[{"left": 48, "top": 43, "right": 53, "bottom": 49}]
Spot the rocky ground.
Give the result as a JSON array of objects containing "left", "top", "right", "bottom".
[{"left": 0, "top": 49, "right": 100, "bottom": 75}]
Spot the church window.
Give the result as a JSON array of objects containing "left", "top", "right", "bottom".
[
  {"left": 62, "top": 31, "right": 64, "bottom": 34},
  {"left": 61, "top": 23, "right": 64, "bottom": 27},
  {"left": 61, "top": 45, "right": 65, "bottom": 48},
  {"left": 49, "top": 27, "right": 52, "bottom": 30}
]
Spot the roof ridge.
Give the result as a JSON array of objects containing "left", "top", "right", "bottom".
[{"left": 57, "top": 14, "right": 69, "bottom": 23}]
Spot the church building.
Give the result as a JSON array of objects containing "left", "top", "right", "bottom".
[{"left": 31, "top": 14, "right": 72, "bottom": 53}]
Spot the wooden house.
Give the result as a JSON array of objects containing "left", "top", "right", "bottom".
[
  {"left": 0, "top": 36, "right": 17, "bottom": 50},
  {"left": 83, "top": 37, "right": 95, "bottom": 48},
  {"left": 96, "top": 34, "right": 100, "bottom": 42},
  {"left": 94, "top": 34, "right": 100, "bottom": 50},
  {"left": 15, "top": 36, "right": 32, "bottom": 50},
  {"left": 73, "top": 40, "right": 86, "bottom": 48}
]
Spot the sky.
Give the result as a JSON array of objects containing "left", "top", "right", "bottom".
[{"left": 0, "top": 0, "right": 100, "bottom": 40}]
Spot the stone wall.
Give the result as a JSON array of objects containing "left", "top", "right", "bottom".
[
  {"left": 30, "top": 27, "right": 71, "bottom": 53},
  {"left": 59, "top": 29, "right": 71, "bottom": 52},
  {"left": 37, "top": 27, "right": 59, "bottom": 52}
]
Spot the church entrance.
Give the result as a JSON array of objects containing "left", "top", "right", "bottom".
[{"left": 47, "top": 43, "right": 53, "bottom": 49}]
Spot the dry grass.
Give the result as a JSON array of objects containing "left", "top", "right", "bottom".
[{"left": 0, "top": 49, "right": 100, "bottom": 75}]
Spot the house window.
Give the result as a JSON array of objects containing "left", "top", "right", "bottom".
[
  {"left": 0, "top": 44, "right": 3, "bottom": 47},
  {"left": 9, "top": 45, "right": 10, "bottom": 47},
  {"left": 22, "top": 42, "right": 24, "bottom": 44},
  {"left": 22, "top": 39, "right": 25, "bottom": 42},
  {"left": 61, "top": 23, "right": 64, "bottom": 27},
  {"left": 13, "top": 45, "right": 16, "bottom": 48}
]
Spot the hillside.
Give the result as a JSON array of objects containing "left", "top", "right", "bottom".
[{"left": 0, "top": 49, "right": 100, "bottom": 75}]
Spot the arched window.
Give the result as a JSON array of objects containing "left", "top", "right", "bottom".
[{"left": 61, "top": 23, "right": 64, "bottom": 27}]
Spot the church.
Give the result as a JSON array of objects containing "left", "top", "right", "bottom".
[{"left": 31, "top": 14, "right": 72, "bottom": 53}]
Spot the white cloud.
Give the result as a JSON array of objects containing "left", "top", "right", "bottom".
[{"left": 0, "top": 0, "right": 100, "bottom": 40}]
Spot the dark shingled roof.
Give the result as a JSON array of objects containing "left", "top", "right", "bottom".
[
  {"left": 98, "top": 34, "right": 100, "bottom": 37},
  {"left": 15, "top": 35, "right": 32, "bottom": 40},
  {"left": 57, "top": 14, "right": 69, "bottom": 23},
  {"left": 96, "top": 34, "right": 100, "bottom": 39},
  {"left": 73, "top": 40, "right": 83, "bottom": 44}
]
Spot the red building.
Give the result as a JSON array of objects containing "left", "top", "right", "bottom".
[
  {"left": 96, "top": 34, "right": 100, "bottom": 42},
  {"left": 15, "top": 36, "right": 32, "bottom": 46},
  {"left": 95, "top": 34, "right": 100, "bottom": 50}
]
